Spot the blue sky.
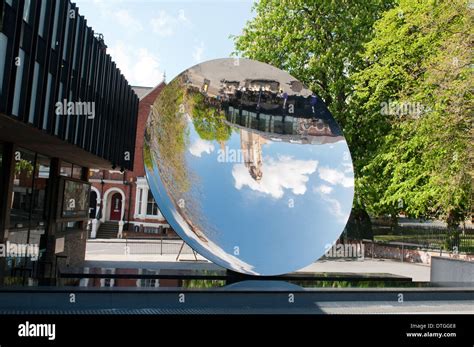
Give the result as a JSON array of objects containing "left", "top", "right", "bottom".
[{"left": 75, "top": 0, "right": 255, "bottom": 86}]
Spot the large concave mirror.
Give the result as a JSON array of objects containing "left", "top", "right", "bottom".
[{"left": 144, "top": 58, "right": 354, "bottom": 275}]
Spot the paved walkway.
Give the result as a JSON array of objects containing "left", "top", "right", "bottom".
[{"left": 86, "top": 239, "right": 431, "bottom": 281}]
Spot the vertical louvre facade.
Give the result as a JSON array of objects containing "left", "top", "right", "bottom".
[{"left": 0, "top": 0, "right": 139, "bottom": 170}]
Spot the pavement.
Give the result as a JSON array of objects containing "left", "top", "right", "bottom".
[{"left": 86, "top": 239, "right": 431, "bottom": 281}]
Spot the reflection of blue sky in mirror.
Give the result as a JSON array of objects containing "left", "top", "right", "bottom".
[{"left": 182, "top": 117, "right": 354, "bottom": 274}]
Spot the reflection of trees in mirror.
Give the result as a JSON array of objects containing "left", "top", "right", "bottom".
[
  {"left": 185, "top": 89, "right": 232, "bottom": 142},
  {"left": 147, "top": 75, "right": 190, "bottom": 197},
  {"left": 146, "top": 76, "right": 218, "bottom": 241},
  {"left": 290, "top": 280, "right": 426, "bottom": 288}
]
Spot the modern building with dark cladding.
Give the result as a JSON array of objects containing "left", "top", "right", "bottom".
[
  {"left": 0, "top": 0, "right": 138, "bottom": 170},
  {"left": 0, "top": 0, "right": 140, "bottom": 283}
]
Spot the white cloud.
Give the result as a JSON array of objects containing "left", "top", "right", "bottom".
[
  {"left": 314, "top": 185, "right": 333, "bottom": 195},
  {"left": 150, "top": 10, "right": 189, "bottom": 37},
  {"left": 232, "top": 156, "right": 318, "bottom": 199},
  {"left": 178, "top": 9, "right": 187, "bottom": 22},
  {"left": 114, "top": 9, "right": 143, "bottom": 33},
  {"left": 192, "top": 42, "right": 205, "bottom": 63},
  {"left": 313, "top": 186, "right": 348, "bottom": 222},
  {"left": 318, "top": 166, "right": 354, "bottom": 188},
  {"left": 323, "top": 196, "right": 344, "bottom": 218},
  {"left": 108, "top": 41, "right": 163, "bottom": 86},
  {"left": 189, "top": 138, "right": 215, "bottom": 157}
]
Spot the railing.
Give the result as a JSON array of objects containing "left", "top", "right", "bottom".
[
  {"left": 124, "top": 238, "right": 195, "bottom": 256},
  {"left": 371, "top": 224, "right": 474, "bottom": 254}
]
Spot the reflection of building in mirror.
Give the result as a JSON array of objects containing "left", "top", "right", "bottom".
[{"left": 240, "top": 130, "right": 267, "bottom": 182}]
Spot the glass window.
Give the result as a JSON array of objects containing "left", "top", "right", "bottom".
[
  {"left": 51, "top": 0, "right": 60, "bottom": 50},
  {"left": 38, "top": 0, "right": 47, "bottom": 37},
  {"left": 81, "top": 31, "right": 88, "bottom": 78},
  {"left": 74, "top": 99, "right": 81, "bottom": 144},
  {"left": 146, "top": 190, "right": 159, "bottom": 216},
  {"left": 54, "top": 82, "right": 64, "bottom": 135},
  {"left": 0, "top": 143, "right": 3, "bottom": 197},
  {"left": 28, "top": 62, "right": 40, "bottom": 123},
  {"left": 60, "top": 161, "right": 72, "bottom": 177},
  {"left": 72, "top": 165, "right": 82, "bottom": 179},
  {"left": 30, "top": 154, "right": 51, "bottom": 226},
  {"left": 0, "top": 33, "right": 7, "bottom": 95},
  {"left": 72, "top": 16, "right": 80, "bottom": 67},
  {"left": 42, "top": 73, "right": 52, "bottom": 130},
  {"left": 62, "top": 3, "right": 71, "bottom": 61},
  {"left": 23, "top": 0, "right": 32, "bottom": 23},
  {"left": 137, "top": 188, "right": 143, "bottom": 215},
  {"left": 88, "top": 42, "right": 96, "bottom": 86},
  {"left": 65, "top": 90, "right": 72, "bottom": 140},
  {"left": 9, "top": 149, "right": 35, "bottom": 229},
  {"left": 12, "top": 49, "right": 25, "bottom": 116}
]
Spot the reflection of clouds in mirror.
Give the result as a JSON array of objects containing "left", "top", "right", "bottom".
[
  {"left": 189, "top": 138, "right": 215, "bottom": 157},
  {"left": 318, "top": 166, "right": 354, "bottom": 188},
  {"left": 314, "top": 184, "right": 333, "bottom": 195},
  {"left": 321, "top": 195, "right": 345, "bottom": 220},
  {"left": 232, "top": 155, "right": 318, "bottom": 199},
  {"left": 313, "top": 185, "right": 350, "bottom": 223}
]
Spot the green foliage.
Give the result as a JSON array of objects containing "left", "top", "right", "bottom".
[
  {"left": 148, "top": 76, "right": 190, "bottom": 196},
  {"left": 186, "top": 92, "right": 232, "bottom": 142},
  {"left": 15, "top": 159, "right": 34, "bottom": 176},
  {"left": 351, "top": 0, "right": 472, "bottom": 226}
]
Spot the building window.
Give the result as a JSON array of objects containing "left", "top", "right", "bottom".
[
  {"left": 30, "top": 155, "right": 51, "bottom": 226},
  {"left": 55, "top": 82, "right": 64, "bottom": 135},
  {"left": 72, "top": 165, "right": 82, "bottom": 179},
  {"left": 102, "top": 269, "right": 114, "bottom": 287},
  {"left": 137, "top": 188, "right": 143, "bottom": 215},
  {"left": 38, "top": 0, "right": 47, "bottom": 37},
  {"left": 23, "top": 0, "right": 32, "bottom": 23},
  {"left": 9, "top": 148, "right": 34, "bottom": 229},
  {"left": 28, "top": 62, "right": 40, "bottom": 123},
  {"left": 9, "top": 149, "right": 50, "bottom": 234},
  {"left": 140, "top": 270, "right": 158, "bottom": 288},
  {"left": 60, "top": 161, "right": 73, "bottom": 177},
  {"left": 65, "top": 90, "right": 72, "bottom": 140},
  {"left": 12, "top": 49, "right": 25, "bottom": 116},
  {"left": 51, "top": 0, "right": 60, "bottom": 50},
  {"left": 146, "top": 190, "right": 159, "bottom": 216},
  {"left": 72, "top": 16, "right": 80, "bottom": 68},
  {"left": 0, "top": 33, "right": 8, "bottom": 95},
  {"left": 62, "top": 3, "right": 72, "bottom": 61},
  {"left": 81, "top": 31, "right": 88, "bottom": 79},
  {"left": 42, "top": 73, "right": 52, "bottom": 130}
]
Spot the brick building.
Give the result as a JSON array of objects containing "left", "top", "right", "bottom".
[{"left": 89, "top": 82, "right": 174, "bottom": 238}]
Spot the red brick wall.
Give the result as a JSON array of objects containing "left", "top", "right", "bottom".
[
  {"left": 131, "top": 83, "right": 165, "bottom": 177},
  {"left": 128, "top": 83, "right": 165, "bottom": 221}
]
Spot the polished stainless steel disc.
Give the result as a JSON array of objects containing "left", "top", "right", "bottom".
[{"left": 144, "top": 58, "right": 354, "bottom": 275}]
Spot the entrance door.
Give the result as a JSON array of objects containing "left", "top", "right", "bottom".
[
  {"left": 89, "top": 191, "right": 97, "bottom": 218},
  {"left": 109, "top": 193, "right": 122, "bottom": 221}
]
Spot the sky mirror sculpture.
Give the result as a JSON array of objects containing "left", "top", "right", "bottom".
[{"left": 144, "top": 58, "right": 354, "bottom": 275}]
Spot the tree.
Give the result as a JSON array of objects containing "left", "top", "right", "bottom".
[{"left": 351, "top": 0, "right": 472, "bottom": 227}]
